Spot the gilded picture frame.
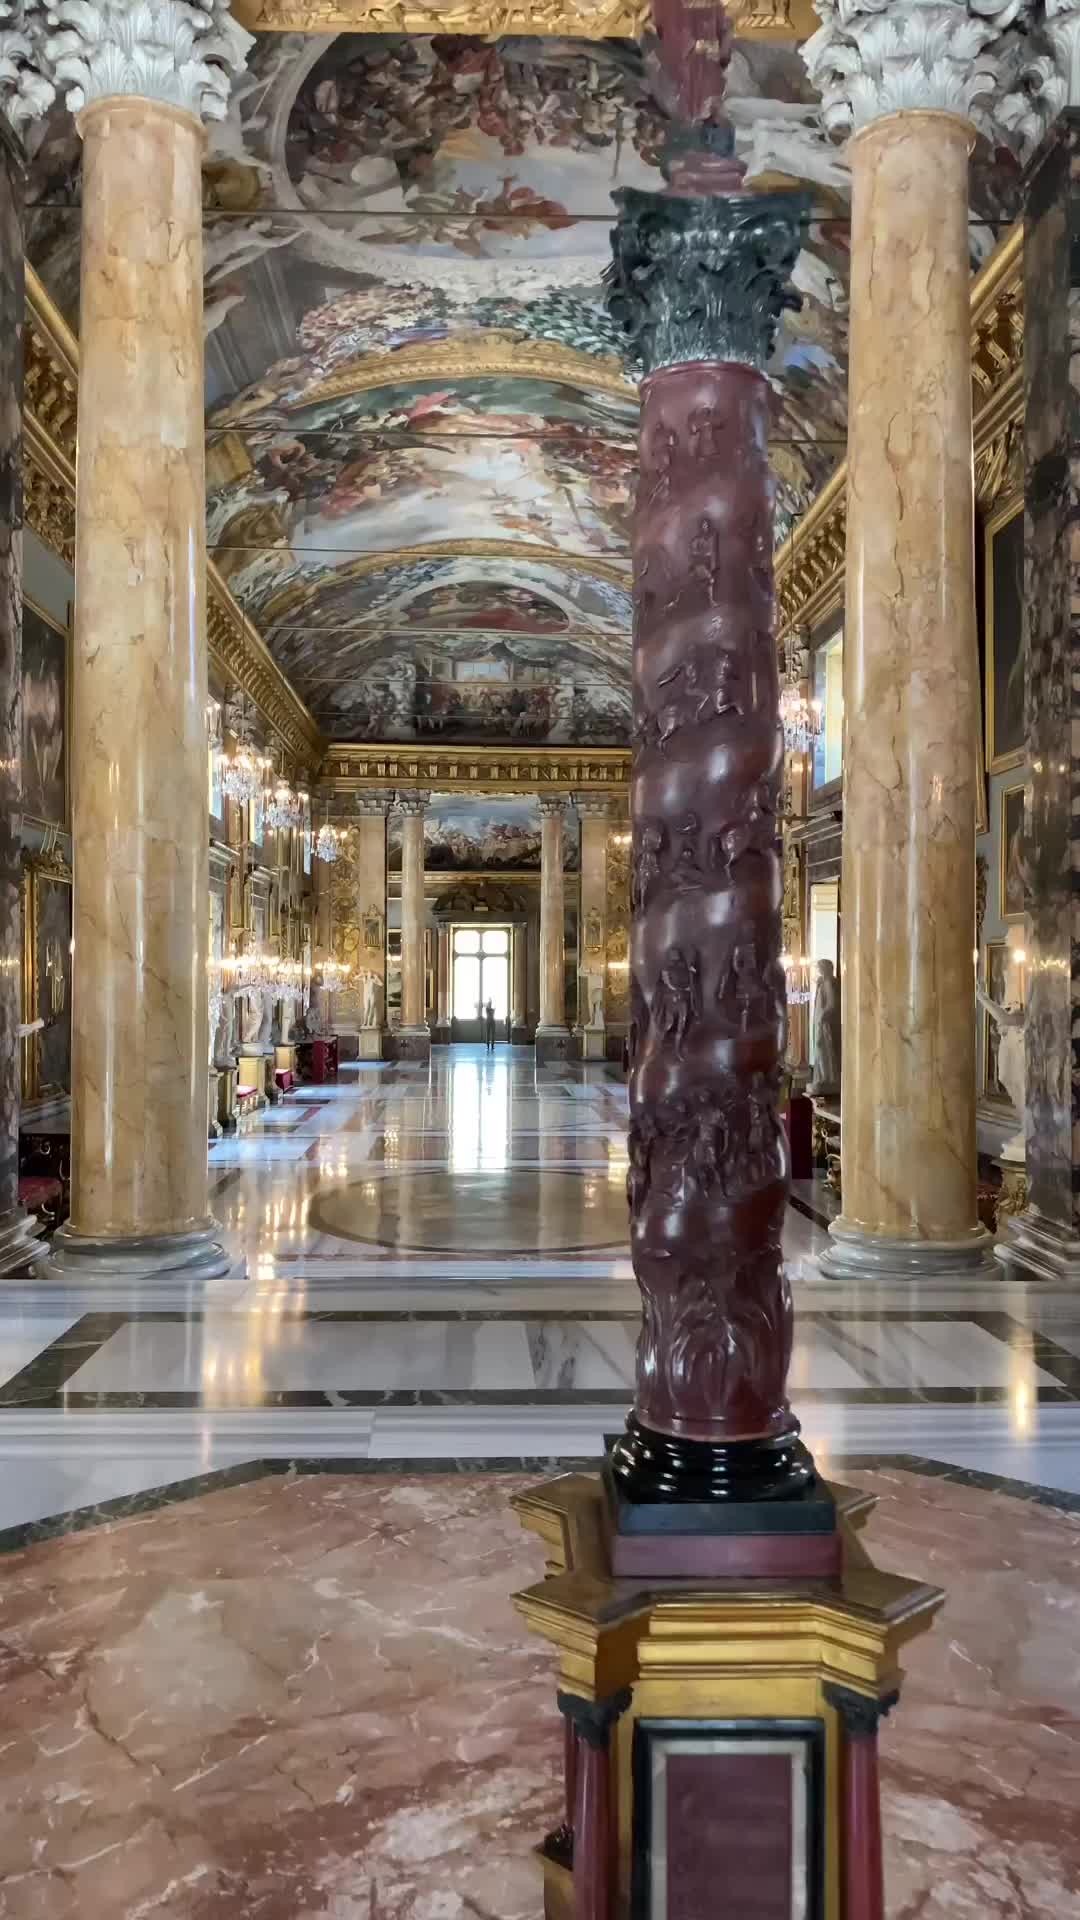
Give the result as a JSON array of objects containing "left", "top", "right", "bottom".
[
  {"left": 984, "top": 497, "right": 1025, "bottom": 774},
  {"left": 1000, "top": 780, "right": 1026, "bottom": 921},
  {"left": 981, "top": 938, "right": 1010, "bottom": 1102},
  {"left": 21, "top": 594, "right": 71, "bottom": 832},
  {"left": 20, "top": 850, "right": 74, "bottom": 1106}
]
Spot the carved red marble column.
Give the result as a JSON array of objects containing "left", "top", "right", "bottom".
[
  {"left": 606, "top": 123, "right": 812, "bottom": 1504},
  {"left": 557, "top": 1689, "right": 630, "bottom": 1920}
]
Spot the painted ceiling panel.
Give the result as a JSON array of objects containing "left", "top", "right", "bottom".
[{"left": 22, "top": 26, "right": 1022, "bottom": 749}]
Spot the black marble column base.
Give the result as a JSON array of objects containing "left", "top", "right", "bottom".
[
  {"left": 0, "top": 1204, "right": 45, "bottom": 1277},
  {"left": 606, "top": 1414, "right": 818, "bottom": 1510},
  {"left": 45, "top": 1217, "right": 230, "bottom": 1284},
  {"left": 535, "top": 1024, "right": 571, "bottom": 1067},
  {"left": 995, "top": 1204, "right": 1080, "bottom": 1284}
]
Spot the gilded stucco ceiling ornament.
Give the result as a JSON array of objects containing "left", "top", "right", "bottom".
[
  {"left": 297, "top": 336, "right": 636, "bottom": 411},
  {"left": 803, "top": 0, "right": 1034, "bottom": 137},
  {"left": 0, "top": 0, "right": 54, "bottom": 129},
  {"left": 43, "top": 0, "right": 253, "bottom": 119}
]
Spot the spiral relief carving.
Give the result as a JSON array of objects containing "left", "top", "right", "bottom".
[{"left": 608, "top": 177, "right": 808, "bottom": 1459}]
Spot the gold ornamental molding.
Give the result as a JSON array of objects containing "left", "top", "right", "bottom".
[
  {"left": 321, "top": 741, "right": 630, "bottom": 796},
  {"left": 232, "top": 0, "right": 818, "bottom": 40},
  {"left": 293, "top": 334, "right": 636, "bottom": 413},
  {"left": 22, "top": 266, "right": 324, "bottom": 776},
  {"left": 775, "top": 222, "right": 1025, "bottom": 641}
]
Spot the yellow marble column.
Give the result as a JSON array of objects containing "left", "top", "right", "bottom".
[
  {"left": 434, "top": 923, "right": 451, "bottom": 1044},
  {"left": 47, "top": 20, "right": 249, "bottom": 1279},
  {"left": 804, "top": 13, "right": 1011, "bottom": 1281},
  {"left": 536, "top": 796, "right": 570, "bottom": 1066},
  {"left": 512, "top": 922, "right": 528, "bottom": 1042},
  {"left": 395, "top": 792, "right": 430, "bottom": 1064},
  {"left": 354, "top": 792, "right": 389, "bottom": 1061},
  {"left": 575, "top": 794, "right": 609, "bottom": 1061}
]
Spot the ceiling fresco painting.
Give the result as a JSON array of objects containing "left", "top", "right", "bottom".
[
  {"left": 387, "top": 794, "right": 580, "bottom": 873},
  {"left": 33, "top": 21, "right": 1014, "bottom": 749}
]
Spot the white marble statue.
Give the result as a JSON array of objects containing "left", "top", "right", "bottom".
[
  {"left": 977, "top": 985, "right": 1026, "bottom": 1161},
  {"left": 238, "top": 986, "right": 263, "bottom": 1052},
  {"left": 361, "top": 970, "right": 384, "bottom": 1029},
  {"left": 809, "top": 958, "right": 841, "bottom": 1097},
  {"left": 584, "top": 970, "right": 605, "bottom": 1031}
]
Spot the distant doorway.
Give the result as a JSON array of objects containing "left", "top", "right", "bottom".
[{"left": 450, "top": 924, "right": 510, "bottom": 1044}]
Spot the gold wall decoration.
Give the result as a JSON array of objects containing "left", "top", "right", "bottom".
[
  {"left": 604, "top": 827, "right": 630, "bottom": 1029},
  {"left": 21, "top": 846, "right": 74, "bottom": 1107},
  {"left": 22, "top": 267, "right": 324, "bottom": 779},
  {"left": 321, "top": 742, "right": 630, "bottom": 798},
  {"left": 298, "top": 333, "right": 635, "bottom": 411},
  {"left": 776, "top": 223, "right": 1025, "bottom": 642},
  {"left": 232, "top": 0, "right": 817, "bottom": 39}
]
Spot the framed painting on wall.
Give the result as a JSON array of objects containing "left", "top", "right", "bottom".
[
  {"left": 985, "top": 500, "right": 1025, "bottom": 773},
  {"left": 981, "top": 939, "right": 1010, "bottom": 1101},
  {"left": 1000, "top": 781, "right": 1026, "bottom": 920},
  {"left": 21, "top": 597, "right": 69, "bottom": 830},
  {"left": 21, "top": 855, "right": 73, "bottom": 1105}
]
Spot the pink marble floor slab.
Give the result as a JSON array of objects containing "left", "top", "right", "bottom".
[{"left": 0, "top": 1468, "right": 1077, "bottom": 1918}]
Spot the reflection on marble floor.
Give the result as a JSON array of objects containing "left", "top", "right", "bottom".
[
  {"left": 0, "top": 1466, "right": 1077, "bottom": 1920},
  {"left": 4, "top": 1049, "right": 1080, "bottom": 1533}
]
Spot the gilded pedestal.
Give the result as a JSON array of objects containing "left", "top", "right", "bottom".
[{"left": 49, "top": 96, "right": 227, "bottom": 1282}]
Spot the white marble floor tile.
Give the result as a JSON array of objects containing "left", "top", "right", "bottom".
[
  {"left": 208, "top": 1138, "right": 312, "bottom": 1164},
  {"left": 63, "top": 1317, "right": 537, "bottom": 1393},
  {"left": 0, "top": 1313, "right": 81, "bottom": 1389}
]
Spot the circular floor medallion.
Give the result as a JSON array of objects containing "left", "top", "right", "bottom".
[{"left": 309, "top": 1167, "right": 629, "bottom": 1254}]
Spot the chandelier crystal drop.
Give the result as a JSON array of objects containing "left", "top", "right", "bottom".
[
  {"left": 315, "top": 819, "right": 343, "bottom": 864},
  {"left": 779, "top": 684, "right": 823, "bottom": 757},
  {"left": 264, "top": 776, "right": 306, "bottom": 834},
  {"left": 220, "top": 738, "right": 266, "bottom": 807}
]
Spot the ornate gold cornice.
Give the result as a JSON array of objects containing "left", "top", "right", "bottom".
[
  {"left": 232, "top": 0, "right": 817, "bottom": 38},
  {"left": 294, "top": 334, "right": 636, "bottom": 412},
  {"left": 320, "top": 742, "right": 630, "bottom": 797},
  {"left": 22, "top": 266, "right": 324, "bottom": 777},
  {"left": 776, "top": 223, "right": 1026, "bottom": 639}
]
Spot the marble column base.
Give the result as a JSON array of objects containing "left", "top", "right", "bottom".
[
  {"left": 535, "top": 1023, "right": 571, "bottom": 1067},
  {"left": 0, "top": 1205, "right": 45, "bottom": 1277},
  {"left": 431, "top": 1022, "right": 451, "bottom": 1047},
  {"left": 511, "top": 1022, "right": 532, "bottom": 1046},
  {"left": 580, "top": 1027, "right": 607, "bottom": 1061},
  {"left": 45, "top": 1217, "right": 230, "bottom": 1285},
  {"left": 392, "top": 1026, "right": 431, "bottom": 1065},
  {"left": 816, "top": 1217, "right": 998, "bottom": 1285},
  {"left": 357, "top": 1027, "right": 386, "bottom": 1062},
  {"left": 995, "top": 1205, "right": 1080, "bottom": 1285}
]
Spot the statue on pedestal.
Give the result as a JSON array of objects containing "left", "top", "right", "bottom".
[
  {"left": 238, "top": 986, "right": 263, "bottom": 1054},
  {"left": 361, "top": 970, "right": 384, "bottom": 1030},
  {"left": 585, "top": 970, "right": 606, "bottom": 1030},
  {"left": 809, "top": 959, "right": 841, "bottom": 1097},
  {"left": 977, "top": 985, "right": 1026, "bottom": 1161}
]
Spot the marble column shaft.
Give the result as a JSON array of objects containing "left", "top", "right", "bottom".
[
  {"left": 512, "top": 921, "right": 528, "bottom": 1032},
  {"left": 576, "top": 796, "right": 609, "bottom": 1026},
  {"left": 396, "top": 794, "right": 430, "bottom": 1060},
  {"left": 825, "top": 109, "right": 993, "bottom": 1281},
  {"left": 353, "top": 797, "right": 388, "bottom": 1007},
  {"left": 536, "top": 797, "right": 569, "bottom": 1063},
  {"left": 53, "top": 97, "right": 225, "bottom": 1277},
  {"left": 999, "top": 109, "right": 1080, "bottom": 1282},
  {"left": 0, "top": 123, "right": 38, "bottom": 1271}
]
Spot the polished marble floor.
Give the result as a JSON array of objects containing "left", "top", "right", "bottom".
[{"left": 2, "top": 1046, "right": 1080, "bottom": 1537}]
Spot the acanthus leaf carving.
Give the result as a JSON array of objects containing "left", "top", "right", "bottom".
[{"left": 44, "top": 0, "right": 253, "bottom": 121}]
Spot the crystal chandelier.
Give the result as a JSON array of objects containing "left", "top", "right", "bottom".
[
  {"left": 779, "top": 684, "right": 823, "bottom": 757},
  {"left": 264, "top": 774, "right": 306, "bottom": 833},
  {"left": 220, "top": 700, "right": 269, "bottom": 807},
  {"left": 314, "top": 819, "right": 344, "bottom": 864}
]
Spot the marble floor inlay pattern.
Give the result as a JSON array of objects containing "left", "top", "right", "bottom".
[
  {"left": 0, "top": 1465, "right": 1077, "bottom": 1918},
  {"left": 3, "top": 1049, "right": 1080, "bottom": 1530}
]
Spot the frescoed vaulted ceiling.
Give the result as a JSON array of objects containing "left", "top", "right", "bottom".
[{"left": 22, "top": 21, "right": 1023, "bottom": 749}]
